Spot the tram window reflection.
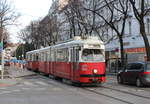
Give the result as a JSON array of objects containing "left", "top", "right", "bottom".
[{"left": 82, "top": 49, "right": 105, "bottom": 62}]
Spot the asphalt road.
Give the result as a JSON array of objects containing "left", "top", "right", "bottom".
[{"left": 0, "top": 74, "right": 150, "bottom": 104}]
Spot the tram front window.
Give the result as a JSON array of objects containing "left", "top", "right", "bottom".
[{"left": 82, "top": 49, "right": 105, "bottom": 62}]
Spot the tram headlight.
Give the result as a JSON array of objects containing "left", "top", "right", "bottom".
[{"left": 93, "top": 69, "right": 98, "bottom": 74}]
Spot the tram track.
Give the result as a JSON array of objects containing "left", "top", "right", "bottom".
[
  {"left": 35, "top": 75, "right": 137, "bottom": 104},
  {"left": 106, "top": 79, "right": 150, "bottom": 93},
  {"left": 82, "top": 87, "right": 134, "bottom": 104},
  {"left": 36, "top": 75, "right": 134, "bottom": 104},
  {"left": 101, "top": 86, "right": 150, "bottom": 100},
  {"left": 22, "top": 73, "right": 150, "bottom": 104}
]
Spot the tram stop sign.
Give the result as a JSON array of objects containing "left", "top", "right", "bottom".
[{"left": 0, "top": 42, "right": 3, "bottom": 52}]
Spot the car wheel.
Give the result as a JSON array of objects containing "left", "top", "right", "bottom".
[
  {"left": 136, "top": 78, "right": 143, "bottom": 87},
  {"left": 117, "top": 76, "right": 124, "bottom": 84}
]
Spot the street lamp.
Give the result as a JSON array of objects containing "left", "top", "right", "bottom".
[
  {"left": 0, "top": 27, "right": 4, "bottom": 79},
  {"left": 22, "top": 54, "right": 24, "bottom": 60}
]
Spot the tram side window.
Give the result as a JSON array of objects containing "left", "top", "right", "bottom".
[
  {"left": 33, "top": 54, "right": 35, "bottom": 61},
  {"left": 44, "top": 52, "right": 47, "bottom": 62},
  {"left": 42, "top": 52, "right": 44, "bottom": 61},
  {"left": 51, "top": 50, "right": 54, "bottom": 61},
  {"left": 40, "top": 53, "right": 42, "bottom": 61},
  {"left": 30, "top": 54, "right": 32, "bottom": 61},
  {"left": 28, "top": 54, "right": 30, "bottom": 61},
  {"left": 32, "top": 54, "right": 34, "bottom": 61},
  {"left": 56, "top": 48, "right": 68, "bottom": 62},
  {"left": 36, "top": 53, "right": 38, "bottom": 61},
  {"left": 26, "top": 54, "right": 28, "bottom": 61},
  {"left": 65, "top": 48, "right": 69, "bottom": 62},
  {"left": 38, "top": 53, "right": 40, "bottom": 61},
  {"left": 76, "top": 49, "right": 79, "bottom": 62},
  {"left": 39, "top": 53, "right": 42, "bottom": 61},
  {"left": 34, "top": 54, "right": 37, "bottom": 61}
]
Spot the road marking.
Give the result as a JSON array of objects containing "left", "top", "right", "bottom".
[
  {"left": 120, "top": 89, "right": 128, "bottom": 91},
  {"left": 21, "top": 88, "right": 31, "bottom": 90},
  {"left": 35, "top": 81, "right": 48, "bottom": 86},
  {"left": 0, "top": 88, "right": 6, "bottom": 90},
  {"left": 52, "top": 88, "right": 62, "bottom": 91},
  {"left": 137, "top": 89, "right": 144, "bottom": 92},
  {"left": 23, "top": 81, "right": 37, "bottom": 87},
  {"left": 34, "top": 88, "right": 46, "bottom": 91},
  {"left": 0, "top": 91, "right": 12, "bottom": 94},
  {"left": 12, "top": 90, "right": 21, "bottom": 92},
  {"left": 17, "top": 84, "right": 24, "bottom": 87}
]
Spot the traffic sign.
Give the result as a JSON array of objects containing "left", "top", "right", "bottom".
[{"left": 0, "top": 42, "right": 3, "bottom": 52}]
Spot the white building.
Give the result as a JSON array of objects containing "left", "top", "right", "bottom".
[{"left": 48, "top": 0, "right": 150, "bottom": 70}]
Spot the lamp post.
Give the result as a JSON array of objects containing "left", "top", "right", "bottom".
[
  {"left": 0, "top": 27, "right": 4, "bottom": 79},
  {"left": 22, "top": 54, "right": 24, "bottom": 60}
]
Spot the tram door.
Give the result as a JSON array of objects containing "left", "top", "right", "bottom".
[{"left": 71, "top": 47, "right": 79, "bottom": 80}]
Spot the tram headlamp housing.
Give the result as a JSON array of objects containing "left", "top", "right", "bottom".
[{"left": 93, "top": 69, "right": 98, "bottom": 74}]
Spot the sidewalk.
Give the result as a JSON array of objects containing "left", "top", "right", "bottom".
[
  {"left": 0, "top": 66, "right": 36, "bottom": 87},
  {"left": 7, "top": 66, "right": 36, "bottom": 78}
]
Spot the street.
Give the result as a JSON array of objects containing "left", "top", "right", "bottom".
[
  {"left": 1, "top": 0, "right": 150, "bottom": 104},
  {"left": 0, "top": 69, "right": 150, "bottom": 104}
]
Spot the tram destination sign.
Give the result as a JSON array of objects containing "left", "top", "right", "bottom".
[{"left": 84, "top": 44, "right": 100, "bottom": 48}]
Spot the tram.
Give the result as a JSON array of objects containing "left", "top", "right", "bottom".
[{"left": 26, "top": 36, "right": 106, "bottom": 84}]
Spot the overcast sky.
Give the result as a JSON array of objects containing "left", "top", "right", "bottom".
[{"left": 9, "top": 0, "right": 52, "bottom": 43}]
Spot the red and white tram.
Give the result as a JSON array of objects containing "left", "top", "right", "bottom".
[{"left": 26, "top": 36, "right": 106, "bottom": 84}]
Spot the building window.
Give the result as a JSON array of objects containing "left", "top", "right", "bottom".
[
  {"left": 139, "top": 0, "right": 141, "bottom": 8},
  {"left": 146, "top": 0, "right": 150, "bottom": 6}
]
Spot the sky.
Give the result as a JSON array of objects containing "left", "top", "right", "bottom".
[{"left": 9, "top": 0, "right": 52, "bottom": 43}]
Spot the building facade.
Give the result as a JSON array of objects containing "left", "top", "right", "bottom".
[{"left": 48, "top": 0, "right": 150, "bottom": 72}]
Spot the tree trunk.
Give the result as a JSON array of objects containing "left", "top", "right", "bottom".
[
  {"left": 140, "top": 22, "right": 150, "bottom": 61},
  {"left": 119, "top": 36, "right": 125, "bottom": 67}
]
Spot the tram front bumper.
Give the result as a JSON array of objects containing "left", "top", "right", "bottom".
[{"left": 79, "top": 74, "right": 106, "bottom": 83}]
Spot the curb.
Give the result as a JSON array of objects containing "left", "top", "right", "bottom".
[
  {"left": 12, "top": 73, "right": 37, "bottom": 78},
  {"left": 9, "top": 72, "right": 37, "bottom": 78},
  {"left": 106, "top": 73, "right": 117, "bottom": 76},
  {"left": 0, "top": 78, "right": 20, "bottom": 87}
]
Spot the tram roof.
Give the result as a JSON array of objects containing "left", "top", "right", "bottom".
[
  {"left": 26, "top": 36, "right": 104, "bottom": 54},
  {"left": 54, "top": 36, "right": 103, "bottom": 47}
]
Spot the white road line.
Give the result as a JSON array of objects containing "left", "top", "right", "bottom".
[
  {"left": 17, "top": 84, "right": 24, "bottom": 87},
  {"left": 52, "top": 88, "right": 62, "bottom": 91},
  {"left": 12, "top": 90, "right": 21, "bottom": 92},
  {"left": 0, "top": 88, "right": 7, "bottom": 90},
  {"left": 23, "top": 81, "right": 37, "bottom": 87},
  {"left": 34, "top": 88, "right": 46, "bottom": 91},
  {"left": 35, "top": 81, "right": 48, "bottom": 86},
  {"left": 21, "top": 88, "right": 31, "bottom": 90},
  {"left": 0, "top": 91, "right": 12, "bottom": 94}
]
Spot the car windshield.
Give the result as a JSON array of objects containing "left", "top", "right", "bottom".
[
  {"left": 146, "top": 63, "right": 150, "bottom": 70},
  {"left": 82, "top": 49, "right": 105, "bottom": 62}
]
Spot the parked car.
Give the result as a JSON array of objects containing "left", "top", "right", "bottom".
[{"left": 117, "top": 61, "right": 150, "bottom": 87}]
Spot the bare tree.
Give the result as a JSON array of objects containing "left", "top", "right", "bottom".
[
  {"left": 84, "top": 0, "right": 129, "bottom": 66},
  {"left": 0, "top": 0, "right": 20, "bottom": 41},
  {"left": 63, "top": 0, "right": 97, "bottom": 37},
  {"left": 129, "top": 0, "right": 150, "bottom": 61}
]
